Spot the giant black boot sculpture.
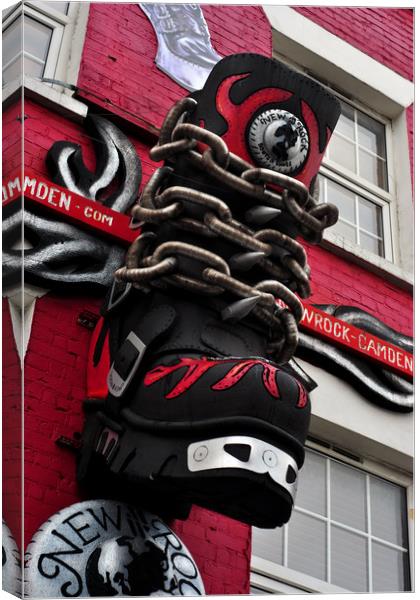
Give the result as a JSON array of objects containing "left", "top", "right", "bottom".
[{"left": 78, "top": 54, "right": 341, "bottom": 529}]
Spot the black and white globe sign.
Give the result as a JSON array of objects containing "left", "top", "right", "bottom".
[
  {"left": 248, "top": 109, "right": 309, "bottom": 174},
  {"left": 24, "top": 500, "right": 205, "bottom": 597}
]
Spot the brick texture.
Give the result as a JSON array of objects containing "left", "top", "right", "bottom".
[
  {"left": 76, "top": 4, "right": 271, "bottom": 133},
  {"left": 294, "top": 7, "right": 413, "bottom": 81},
  {"left": 304, "top": 243, "right": 412, "bottom": 336},
  {"left": 2, "top": 102, "right": 22, "bottom": 177},
  {"left": 23, "top": 294, "right": 102, "bottom": 544},
  {"left": 1, "top": 5, "right": 413, "bottom": 595},
  {"left": 2, "top": 300, "right": 22, "bottom": 546},
  {"left": 22, "top": 98, "right": 154, "bottom": 188}
]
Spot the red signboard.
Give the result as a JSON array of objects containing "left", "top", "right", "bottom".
[
  {"left": 297, "top": 303, "right": 412, "bottom": 380},
  {"left": 3, "top": 171, "right": 412, "bottom": 381},
  {"left": 2, "top": 170, "right": 138, "bottom": 245}
]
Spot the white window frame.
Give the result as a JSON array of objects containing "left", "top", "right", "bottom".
[
  {"left": 3, "top": 2, "right": 69, "bottom": 82},
  {"left": 2, "top": 6, "right": 23, "bottom": 82},
  {"left": 251, "top": 441, "right": 413, "bottom": 594},
  {"left": 264, "top": 6, "right": 413, "bottom": 285},
  {"left": 319, "top": 91, "right": 395, "bottom": 262},
  {"left": 272, "top": 49, "right": 396, "bottom": 267},
  {"left": 2, "top": 1, "right": 90, "bottom": 120}
]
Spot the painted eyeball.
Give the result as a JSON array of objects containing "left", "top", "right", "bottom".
[{"left": 248, "top": 109, "right": 309, "bottom": 174}]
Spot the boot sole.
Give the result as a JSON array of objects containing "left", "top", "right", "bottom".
[{"left": 78, "top": 408, "right": 303, "bottom": 528}]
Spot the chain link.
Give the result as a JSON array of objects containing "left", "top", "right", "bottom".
[{"left": 116, "top": 97, "right": 338, "bottom": 363}]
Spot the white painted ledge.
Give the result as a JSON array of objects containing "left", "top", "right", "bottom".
[
  {"left": 3, "top": 75, "right": 88, "bottom": 122},
  {"left": 251, "top": 556, "right": 350, "bottom": 595},
  {"left": 264, "top": 6, "right": 414, "bottom": 118},
  {"left": 321, "top": 230, "right": 414, "bottom": 291},
  {"left": 298, "top": 356, "right": 413, "bottom": 472}
]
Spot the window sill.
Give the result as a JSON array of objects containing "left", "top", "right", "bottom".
[
  {"left": 251, "top": 556, "right": 350, "bottom": 594},
  {"left": 3, "top": 76, "right": 88, "bottom": 122},
  {"left": 321, "top": 230, "right": 413, "bottom": 292}
]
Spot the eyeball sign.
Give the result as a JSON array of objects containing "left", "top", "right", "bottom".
[
  {"left": 248, "top": 109, "right": 309, "bottom": 174},
  {"left": 24, "top": 500, "right": 205, "bottom": 597}
]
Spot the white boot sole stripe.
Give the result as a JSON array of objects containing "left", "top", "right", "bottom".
[{"left": 187, "top": 435, "right": 298, "bottom": 500}]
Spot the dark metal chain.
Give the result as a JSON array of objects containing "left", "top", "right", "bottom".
[{"left": 115, "top": 97, "right": 338, "bottom": 363}]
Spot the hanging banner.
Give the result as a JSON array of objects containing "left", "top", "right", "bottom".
[{"left": 3, "top": 170, "right": 137, "bottom": 246}]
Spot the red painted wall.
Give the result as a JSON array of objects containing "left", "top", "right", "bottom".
[
  {"left": 2, "top": 300, "right": 22, "bottom": 546},
  {"left": 294, "top": 7, "right": 413, "bottom": 81},
  {"left": 23, "top": 294, "right": 102, "bottom": 540},
  {"left": 1, "top": 5, "right": 413, "bottom": 596},
  {"left": 76, "top": 3, "right": 272, "bottom": 133},
  {"left": 3, "top": 102, "right": 22, "bottom": 177}
]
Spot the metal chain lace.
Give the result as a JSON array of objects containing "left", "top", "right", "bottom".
[{"left": 115, "top": 97, "right": 339, "bottom": 363}]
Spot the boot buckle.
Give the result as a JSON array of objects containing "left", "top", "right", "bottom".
[{"left": 107, "top": 332, "right": 146, "bottom": 397}]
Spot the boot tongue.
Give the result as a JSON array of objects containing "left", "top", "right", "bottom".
[{"left": 188, "top": 53, "right": 341, "bottom": 190}]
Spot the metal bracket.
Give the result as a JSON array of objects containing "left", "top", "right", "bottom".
[{"left": 106, "top": 279, "right": 132, "bottom": 314}]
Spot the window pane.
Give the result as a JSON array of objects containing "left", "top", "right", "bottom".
[
  {"left": 372, "top": 543, "right": 410, "bottom": 592},
  {"left": 287, "top": 512, "right": 327, "bottom": 581},
  {"left": 358, "top": 197, "right": 383, "bottom": 237},
  {"left": 328, "top": 134, "right": 356, "bottom": 173},
  {"left": 23, "top": 16, "right": 52, "bottom": 61},
  {"left": 331, "top": 461, "right": 367, "bottom": 531},
  {"left": 335, "top": 102, "right": 355, "bottom": 140},
  {"left": 295, "top": 450, "right": 327, "bottom": 516},
  {"left": 357, "top": 111, "right": 386, "bottom": 157},
  {"left": 3, "top": 16, "right": 22, "bottom": 65},
  {"left": 23, "top": 55, "right": 44, "bottom": 78},
  {"left": 359, "top": 149, "right": 388, "bottom": 190},
  {"left": 359, "top": 232, "right": 384, "bottom": 257},
  {"left": 252, "top": 527, "right": 283, "bottom": 565},
  {"left": 3, "top": 55, "right": 22, "bottom": 84},
  {"left": 331, "top": 526, "right": 368, "bottom": 592},
  {"left": 325, "top": 179, "right": 356, "bottom": 223},
  {"left": 370, "top": 476, "right": 408, "bottom": 547},
  {"left": 33, "top": 1, "right": 69, "bottom": 14},
  {"left": 332, "top": 220, "right": 357, "bottom": 244}
]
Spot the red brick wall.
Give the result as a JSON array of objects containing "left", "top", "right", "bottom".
[
  {"left": 3, "top": 102, "right": 22, "bottom": 177},
  {"left": 3, "top": 104, "right": 23, "bottom": 549},
  {"left": 305, "top": 244, "right": 412, "bottom": 336},
  {"left": 76, "top": 3, "right": 271, "bottom": 133},
  {"left": 23, "top": 98, "right": 153, "bottom": 186},
  {"left": 1, "top": 4, "right": 413, "bottom": 595},
  {"left": 294, "top": 7, "right": 413, "bottom": 81},
  {"left": 2, "top": 300, "right": 22, "bottom": 546},
  {"left": 24, "top": 294, "right": 102, "bottom": 542}
]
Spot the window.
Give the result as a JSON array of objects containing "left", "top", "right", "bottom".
[
  {"left": 252, "top": 448, "right": 411, "bottom": 594},
  {"left": 2, "top": 2, "right": 71, "bottom": 86},
  {"left": 319, "top": 99, "right": 393, "bottom": 260},
  {"left": 266, "top": 7, "right": 414, "bottom": 276}
]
